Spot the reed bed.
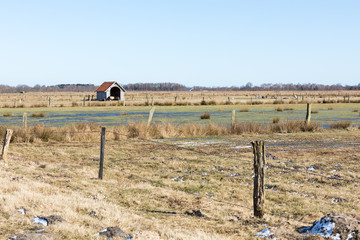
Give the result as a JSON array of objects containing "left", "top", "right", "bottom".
[{"left": 0, "top": 119, "right": 330, "bottom": 143}]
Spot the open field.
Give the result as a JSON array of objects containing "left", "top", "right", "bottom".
[
  {"left": 1, "top": 128, "right": 359, "bottom": 239},
  {"left": 1, "top": 90, "right": 360, "bottom": 108},
  {"left": 0, "top": 103, "right": 359, "bottom": 128}
]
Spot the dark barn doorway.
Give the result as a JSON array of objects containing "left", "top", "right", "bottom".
[{"left": 110, "top": 87, "right": 121, "bottom": 100}]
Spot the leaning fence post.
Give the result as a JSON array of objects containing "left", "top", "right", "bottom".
[
  {"left": 305, "top": 103, "right": 311, "bottom": 125},
  {"left": 23, "top": 113, "right": 28, "bottom": 129},
  {"left": 98, "top": 127, "right": 106, "bottom": 180},
  {"left": 1, "top": 129, "right": 13, "bottom": 161},
  {"left": 231, "top": 110, "right": 236, "bottom": 128},
  {"left": 251, "top": 140, "right": 265, "bottom": 218},
  {"left": 147, "top": 107, "right": 155, "bottom": 126}
]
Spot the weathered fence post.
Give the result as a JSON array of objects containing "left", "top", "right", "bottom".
[
  {"left": 1, "top": 129, "right": 13, "bottom": 161},
  {"left": 231, "top": 110, "right": 236, "bottom": 128},
  {"left": 151, "top": 96, "right": 154, "bottom": 106},
  {"left": 98, "top": 127, "right": 106, "bottom": 180},
  {"left": 305, "top": 103, "right": 311, "bottom": 125},
  {"left": 148, "top": 107, "right": 156, "bottom": 126},
  {"left": 251, "top": 140, "right": 265, "bottom": 218},
  {"left": 23, "top": 113, "right": 28, "bottom": 129}
]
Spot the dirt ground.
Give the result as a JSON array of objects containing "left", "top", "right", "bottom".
[{"left": 0, "top": 129, "right": 359, "bottom": 239}]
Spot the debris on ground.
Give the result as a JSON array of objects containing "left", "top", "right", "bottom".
[
  {"left": 255, "top": 228, "right": 276, "bottom": 239},
  {"left": 297, "top": 213, "right": 359, "bottom": 239},
  {"left": 95, "top": 226, "right": 129, "bottom": 239},
  {"left": 7, "top": 233, "right": 59, "bottom": 240},
  {"left": 184, "top": 210, "right": 206, "bottom": 217},
  {"left": 33, "top": 215, "right": 64, "bottom": 226}
]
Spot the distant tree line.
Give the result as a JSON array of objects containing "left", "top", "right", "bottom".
[
  {"left": 0, "top": 84, "right": 97, "bottom": 93},
  {"left": 193, "top": 83, "right": 360, "bottom": 91},
  {"left": 123, "top": 82, "right": 187, "bottom": 91},
  {"left": 0, "top": 82, "right": 358, "bottom": 93}
]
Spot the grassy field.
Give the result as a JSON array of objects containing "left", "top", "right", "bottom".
[
  {"left": 0, "top": 91, "right": 359, "bottom": 239},
  {"left": 1, "top": 129, "right": 359, "bottom": 239},
  {"left": 1, "top": 90, "right": 360, "bottom": 108}
]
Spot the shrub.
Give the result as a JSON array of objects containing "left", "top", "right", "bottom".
[
  {"left": 328, "top": 107, "right": 333, "bottom": 110},
  {"left": 3, "top": 113, "right": 12, "bottom": 117},
  {"left": 330, "top": 121, "right": 351, "bottom": 129},
  {"left": 200, "top": 100, "right": 207, "bottom": 105},
  {"left": 225, "top": 100, "right": 233, "bottom": 105},
  {"left": 31, "top": 113, "right": 46, "bottom": 118},
  {"left": 239, "top": 108, "right": 249, "bottom": 112},
  {"left": 273, "top": 100, "right": 282, "bottom": 104},
  {"left": 208, "top": 100, "right": 217, "bottom": 105},
  {"left": 272, "top": 117, "right": 280, "bottom": 124},
  {"left": 352, "top": 109, "right": 358, "bottom": 112},
  {"left": 275, "top": 107, "right": 283, "bottom": 112},
  {"left": 284, "top": 108, "right": 294, "bottom": 111},
  {"left": 200, "top": 112, "right": 211, "bottom": 119},
  {"left": 311, "top": 110, "right": 318, "bottom": 114}
]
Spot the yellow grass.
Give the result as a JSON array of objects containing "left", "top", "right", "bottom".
[
  {"left": 0, "top": 128, "right": 359, "bottom": 239},
  {"left": 1, "top": 90, "right": 360, "bottom": 108}
]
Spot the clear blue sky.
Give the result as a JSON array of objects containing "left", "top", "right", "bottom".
[{"left": 0, "top": 0, "right": 359, "bottom": 87}]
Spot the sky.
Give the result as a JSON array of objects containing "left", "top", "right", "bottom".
[{"left": 0, "top": 0, "right": 359, "bottom": 87}]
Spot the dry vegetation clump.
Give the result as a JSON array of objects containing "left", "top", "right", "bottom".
[
  {"left": 275, "top": 107, "right": 283, "bottom": 112},
  {"left": 272, "top": 117, "right": 280, "bottom": 124},
  {"left": 231, "top": 122, "right": 265, "bottom": 134},
  {"left": 270, "top": 120, "right": 320, "bottom": 133},
  {"left": 31, "top": 112, "right": 46, "bottom": 118},
  {"left": 3, "top": 113, "right": 13, "bottom": 117},
  {"left": 330, "top": 121, "right": 351, "bottom": 129},
  {"left": 239, "top": 108, "right": 249, "bottom": 112},
  {"left": 200, "top": 112, "right": 211, "bottom": 119},
  {"left": 311, "top": 110, "right": 319, "bottom": 114}
]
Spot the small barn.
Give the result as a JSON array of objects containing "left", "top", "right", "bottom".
[{"left": 95, "top": 82, "right": 126, "bottom": 101}]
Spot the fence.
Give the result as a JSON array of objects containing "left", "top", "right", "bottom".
[{"left": 1, "top": 125, "right": 356, "bottom": 227}]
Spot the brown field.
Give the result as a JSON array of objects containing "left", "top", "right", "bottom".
[
  {"left": 0, "top": 122, "right": 359, "bottom": 239},
  {"left": 1, "top": 90, "right": 360, "bottom": 108}
]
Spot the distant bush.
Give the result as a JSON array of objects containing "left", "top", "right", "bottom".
[
  {"left": 200, "top": 112, "right": 211, "bottom": 119},
  {"left": 208, "top": 100, "right": 217, "bottom": 105},
  {"left": 328, "top": 107, "right": 333, "bottom": 110},
  {"left": 72, "top": 102, "right": 79, "bottom": 107},
  {"left": 330, "top": 121, "right": 351, "bottom": 129},
  {"left": 284, "top": 107, "right": 294, "bottom": 111},
  {"left": 273, "top": 100, "right": 282, "bottom": 104},
  {"left": 275, "top": 107, "right": 283, "bottom": 112},
  {"left": 31, "top": 112, "right": 46, "bottom": 118},
  {"left": 239, "top": 108, "right": 249, "bottom": 112},
  {"left": 311, "top": 110, "right": 318, "bottom": 114},
  {"left": 272, "top": 117, "right": 280, "bottom": 124},
  {"left": 352, "top": 109, "right": 358, "bottom": 112},
  {"left": 200, "top": 100, "right": 207, "bottom": 105},
  {"left": 3, "top": 113, "right": 12, "bottom": 117},
  {"left": 225, "top": 100, "right": 233, "bottom": 105}
]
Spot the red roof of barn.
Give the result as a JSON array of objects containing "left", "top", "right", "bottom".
[{"left": 95, "top": 82, "right": 116, "bottom": 92}]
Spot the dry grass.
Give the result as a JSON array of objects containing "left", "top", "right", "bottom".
[
  {"left": 1, "top": 91, "right": 360, "bottom": 108},
  {"left": 0, "top": 128, "right": 359, "bottom": 239},
  {"left": 272, "top": 117, "right": 280, "bottom": 124},
  {"left": 30, "top": 112, "right": 46, "bottom": 118},
  {"left": 330, "top": 121, "right": 351, "bottom": 129},
  {"left": 200, "top": 112, "right": 211, "bottom": 119}
]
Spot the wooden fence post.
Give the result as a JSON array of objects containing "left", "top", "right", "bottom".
[
  {"left": 23, "top": 113, "right": 27, "bottom": 129},
  {"left": 251, "top": 140, "right": 265, "bottom": 218},
  {"left": 98, "top": 127, "right": 106, "bottom": 180},
  {"left": 231, "top": 110, "right": 236, "bottom": 128},
  {"left": 305, "top": 103, "right": 311, "bottom": 125},
  {"left": 1, "top": 129, "right": 13, "bottom": 161},
  {"left": 148, "top": 107, "right": 156, "bottom": 126}
]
